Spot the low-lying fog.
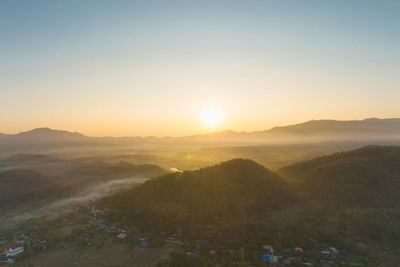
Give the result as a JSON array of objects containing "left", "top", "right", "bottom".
[{"left": 1, "top": 176, "right": 149, "bottom": 228}]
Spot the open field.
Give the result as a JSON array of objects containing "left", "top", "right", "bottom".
[{"left": 16, "top": 243, "right": 179, "bottom": 267}]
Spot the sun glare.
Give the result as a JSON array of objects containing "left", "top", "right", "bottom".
[{"left": 201, "top": 106, "right": 224, "bottom": 128}]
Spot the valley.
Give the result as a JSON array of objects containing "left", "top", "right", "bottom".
[{"left": 1, "top": 120, "right": 400, "bottom": 266}]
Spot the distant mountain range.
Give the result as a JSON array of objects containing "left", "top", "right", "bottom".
[
  {"left": 266, "top": 118, "right": 400, "bottom": 135},
  {"left": 210, "top": 118, "right": 400, "bottom": 142},
  {"left": 1, "top": 118, "right": 400, "bottom": 149},
  {"left": 16, "top": 127, "right": 85, "bottom": 138},
  {"left": 0, "top": 127, "right": 87, "bottom": 142}
]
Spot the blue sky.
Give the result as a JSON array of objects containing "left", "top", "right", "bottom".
[{"left": 1, "top": 0, "right": 399, "bottom": 136}]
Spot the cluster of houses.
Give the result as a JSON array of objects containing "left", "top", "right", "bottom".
[
  {"left": 58, "top": 206, "right": 156, "bottom": 249},
  {"left": 0, "top": 206, "right": 118, "bottom": 264},
  {"left": 0, "top": 242, "right": 23, "bottom": 264},
  {"left": 0, "top": 226, "right": 49, "bottom": 265},
  {"left": 86, "top": 207, "right": 130, "bottom": 241},
  {"left": 260, "top": 244, "right": 341, "bottom": 266},
  {"left": 181, "top": 243, "right": 342, "bottom": 266},
  {"left": 0, "top": 205, "right": 355, "bottom": 266}
]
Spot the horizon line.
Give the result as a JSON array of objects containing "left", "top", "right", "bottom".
[{"left": 1, "top": 117, "right": 398, "bottom": 139}]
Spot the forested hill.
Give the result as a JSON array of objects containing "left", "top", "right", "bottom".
[
  {"left": 101, "top": 159, "right": 297, "bottom": 231},
  {"left": 100, "top": 150, "right": 400, "bottom": 265},
  {"left": 279, "top": 146, "right": 400, "bottom": 208}
]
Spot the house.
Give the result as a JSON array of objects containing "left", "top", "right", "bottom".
[
  {"left": 262, "top": 244, "right": 272, "bottom": 250},
  {"left": 329, "top": 247, "right": 338, "bottom": 254},
  {"left": 6, "top": 242, "right": 24, "bottom": 257},
  {"left": 138, "top": 238, "right": 148, "bottom": 247},
  {"left": 117, "top": 233, "right": 127, "bottom": 239},
  {"left": 321, "top": 250, "right": 331, "bottom": 256},
  {"left": 186, "top": 251, "right": 199, "bottom": 256},
  {"left": 262, "top": 244, "right": 274, "bottom": 254},
  {"left": 295, "top": 247, "right": 303, "bottom": 253},
  {"left": 261, "top": 253, "right": 270, "bottom": 262}
]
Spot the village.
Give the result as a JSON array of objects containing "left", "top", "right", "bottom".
[
  {"left": 0, "top": 205, "right": 156, "bottom": 265},
  {"left": 0, "top": 204, "right": 365, "bottom": 266}
]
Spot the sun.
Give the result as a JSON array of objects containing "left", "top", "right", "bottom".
[{"left": 201, "top": 106, "right": 224, "bottom": 128}]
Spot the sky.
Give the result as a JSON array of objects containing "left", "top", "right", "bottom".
[{"left": 1, "top": 0, "right": 399, "bottom": 137}]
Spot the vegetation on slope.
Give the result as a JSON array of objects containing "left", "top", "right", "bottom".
[
  {"left": 279, "top": 146, "right": 400, "bottom": 208},
  {"left": 102, "top": 159, "right": 297, "bottom": 237},
  {"left": 101, "top": 148, "right": 400, "bottom": 265}
]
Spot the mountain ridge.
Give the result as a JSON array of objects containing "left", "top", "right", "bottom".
[
  {"left": 2, "top": 117, "right": 400, "bottom": 139},
  {"left": 16, "top": 127, "right": 86, "bottom": 137}
]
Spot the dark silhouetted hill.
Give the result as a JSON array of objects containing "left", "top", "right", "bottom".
[
  {"left": 2, "top": 128, "right": 87, "bottom": 144},
  {"left": 16, "top": 127, "right": 85, "bottom": 138},
  {"left": 102, "top": 159, "right": 296, "bottom": 231},
  {"left": 279, "top": 146, "right": 400, "bottom": 208}
]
